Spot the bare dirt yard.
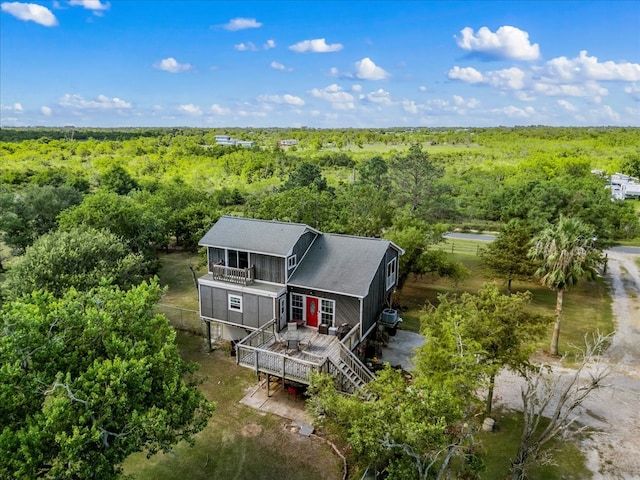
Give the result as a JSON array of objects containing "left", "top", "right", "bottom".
[{"left": 493, "top": 247, "right": 640, "bottom": 479}]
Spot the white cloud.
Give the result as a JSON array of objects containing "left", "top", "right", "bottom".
[
  {"left": 1, "top": 2, "right": 58, "bottom": 26},
  {"left": 543, "top": 50, "right": 640, "bottom": 82},
  {"left": 309, "top": 84, "right": 355, "bottom": 109},
  {"left": 223, "top": 17, "right": 262, "bottom": 31},
  {"left": 289, "top": 38, "right": 343, "bottom": 53},
  {"left": 178, "top": 104, "right": 202, "bottom": 115},
  {"left": 402, "top": 100, "right": 419, "bottom": 114},
  {"left": 270, "top": 61, "right": 292, "bottom": 72},
  {"left": 234, "top": 42, "right": 256, "bottom": 51},
  {"left": 515, "top": 91, "right": 536, "bottom": 102},
  {"left": 69, "top": 0, "right": 109, "bottom": 11},
  {"left": 485, "top": 67, "right": 526, "bottom": 90},
  {"left": 599, "top": 105, "right": 621, "bottom": 122},
  {"left": 354, "top": 57, "right": 390, "bottom": 80},
  {"left": 351, "top": 84, "right": 362, "bottom": 93},
  {"left": 154, "top": 57, "right": 192, "bottom": 73},
  {"left": 59, "top": 94, "right": 131, "bottom": 109},
  {"left": 455, "top": 25, "right": 540, "bottom": 61},
  {"left": 492, "top": 105, "right": 536, "bottom": 119},
  {"left": 361, "top": 88, "right": 393, "bottom": 105},
  {"left": 625, "top": 83, "right": 640, "bottom": 101},
  {"left": 257, "top": 94, "right": 305, "bottom": 106},
  {"left": 264, "top": 39, "right": 276, "bottom": 50},
  {"left": 533, "top": 80, "right": 608, "bottom": 98},
  {"left": 210, "top": 104, "right": 230, "bottom": 115},
  {"left": 419, "top": 85, "right": 427, "bottom": 92},
  {"left": 557, "top": 99, "right": 578, "bottom": 112},
  {"left": 1, "top": 102, "right": 23, "bottom": 112},
  {"left": 447, "top": 66, "right": 484, "bottom": 83},
  {"left": 40, "top": 105, "right": 52, "bottom": 116}
]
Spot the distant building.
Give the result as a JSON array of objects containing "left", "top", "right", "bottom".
[
  {"left": 277, "top": 139, "right": 299, "bottom": 147},
  {"left": 214, "top": 135, "right": 255, "bottom": 148},
  {"left": 609, "top": 173, "right": 640, "bottom": 200}
]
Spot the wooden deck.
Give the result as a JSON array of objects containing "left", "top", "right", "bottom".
[{"left": 235, "top": 321, "right": 373, "bottom": 389}]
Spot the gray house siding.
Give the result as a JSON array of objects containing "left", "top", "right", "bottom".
[
  {"left": 208, "top": 247, "right": 285, "bottom": 284},
  {"left": 253, "top": 253, "right": 286, "bottom": 283},
  {"left": 361, "top": 246, "right": 399, "bottom": 335},
  {"left": 288, "top": 286, "right": 360, "bottom": 328},
  {"left": 288, "top": 231, "right": 317, "bottom": 277},
  {"left": 199, "top": 284, "right": 275, "bottom": 329}
]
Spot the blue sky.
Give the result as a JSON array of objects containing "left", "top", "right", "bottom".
[{"left": 1, "top": 0, "right": 639, "bottom": 128}]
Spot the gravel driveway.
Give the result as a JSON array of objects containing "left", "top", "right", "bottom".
[{"left": 493, "top": 247, "right": 640, "bottom": 479}]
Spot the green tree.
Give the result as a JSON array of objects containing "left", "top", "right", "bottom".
[
  {"left": 357, "top": 155, "right": 389, "bottom": 192},
  {"left": 419, "top": 284, "right": 548, "bottom": 414},
  {"left": 384, "top": 217, "right": 465, "bottom": 290},
  {"left": 0, "top": 184, "right": 83, "bottom": 253},
  {"left": 3, "top": 226, "right": 147, "bottom": 299},
  {"left": 58, "top": 191, "right": 167, "bottom": 261},
  {"left": 252, "top": 186, "right": 337, "bottom": 230},
  {"left": 100, "top": 165, "right": 139, "bottom": 195},
  {"left": 0, "top": 280, "right": 214, "bottom": 479},
  {"left": 479, "top": 219, "right": 539, "bottom": 295},
  {"left": 281, "top": 162, "right": 330, "bottom": 192},
  {"left": 528, "top": 216, "right": 603, "bottom": 355},
  {"left": 334, "top": 184, "right": 392, "bottom": 236},
  {"left": 308, "top": 368, "right": 482, "bottom": 480},
  {"left": 388, "top": 145, "right": 444, "bottom": 219}
]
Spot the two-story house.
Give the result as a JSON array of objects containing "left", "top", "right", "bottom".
[{"left": 198, "top": 216, "right": 403, "bottom": 392}]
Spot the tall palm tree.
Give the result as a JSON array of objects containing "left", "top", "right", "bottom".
[{"left": 528, "top": 216, "right": 602, "bottom": 356}]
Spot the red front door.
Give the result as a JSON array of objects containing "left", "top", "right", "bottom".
[{"left": 306, "top": 297, "right": 319, "bottom": 327}]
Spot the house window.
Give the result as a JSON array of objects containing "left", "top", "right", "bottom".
[
  {"left": 291, "top": 293, "right": 304, "bottom": 322},
  {"left": 386, "top": 258, "right": 397, "bottom": 290},
  {"left": 320, "top": 299, "right": 335, "bottom": 325},
  {"left": 287, "top": 254, "right": 297, "bottom": 269},
  {"left": 227, "top": 250, "right": 249, "bottom": 269},
  {"left": 228, "top": 294, "right": 243, "bottom": 312}
]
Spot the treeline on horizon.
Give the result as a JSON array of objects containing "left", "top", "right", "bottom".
[
  {"left": 1, "top": 125, "right": 639, "bottom": 144},
  {"left": 1, "top": 125, "right": 639, "bottom": 268}
]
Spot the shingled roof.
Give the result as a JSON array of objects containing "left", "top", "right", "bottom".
[
  {"left": 289, "top": 233, "right": 402, "bottom": 298},
  {"left": 198, "top": 216, "right": 317, "bottom": 257}
]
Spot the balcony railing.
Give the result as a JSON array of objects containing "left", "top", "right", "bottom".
[{"left": 211, "top": 264, "right": 255, "bottom": 286}]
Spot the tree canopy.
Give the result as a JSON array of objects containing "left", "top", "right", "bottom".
[
  {"left": 3, "top": 226, "right": 148, "bottom": 299},
  {"left": 0, "top": 280, "right": 214, "bottom": 479}
]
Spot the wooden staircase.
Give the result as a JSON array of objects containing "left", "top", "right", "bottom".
[{"left": 329, "top": 343, "right": 376, "bottom": 394}]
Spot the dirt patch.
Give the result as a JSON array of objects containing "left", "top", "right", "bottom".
[{"left": 239, "top": 423, "right": 263, "bottom": 437}]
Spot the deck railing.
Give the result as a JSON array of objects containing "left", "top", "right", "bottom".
[
  {"left": 340, "top": 323, "right": 361, "bottom": 352},
  {"left": 235, "top": 319, "right": 327, "bottom": 384},
  {"left": 339, "top": 343, "right": 376, "bottom": 384},
  {"left": 237, "top": 343, "right": 324, "bottom": 383},
  {"left": 211, "top": 264, "right": 255, "bottom": 286}
]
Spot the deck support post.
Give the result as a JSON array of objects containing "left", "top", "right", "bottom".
[{"left": 206, "top": 321, "right": 212, "bottom": 352}]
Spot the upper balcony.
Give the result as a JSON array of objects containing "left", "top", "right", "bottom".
[{"left": 211, "top": 264, "right": 255, "bottom": 286}]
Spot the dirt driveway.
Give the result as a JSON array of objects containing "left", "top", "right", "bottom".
[{"left": 494, "top": 247, "right": 640, "bottom": 479}]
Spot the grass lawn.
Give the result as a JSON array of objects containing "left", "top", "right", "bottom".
[
  {"left": 123, "top": 332, "right": 342, "bottom": 480},
  {"left": 397, "top": 237, "right": 614, "bottom": 357},
  {"left": 478, "top": 410, "right": 591, "bottom": 480}
]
